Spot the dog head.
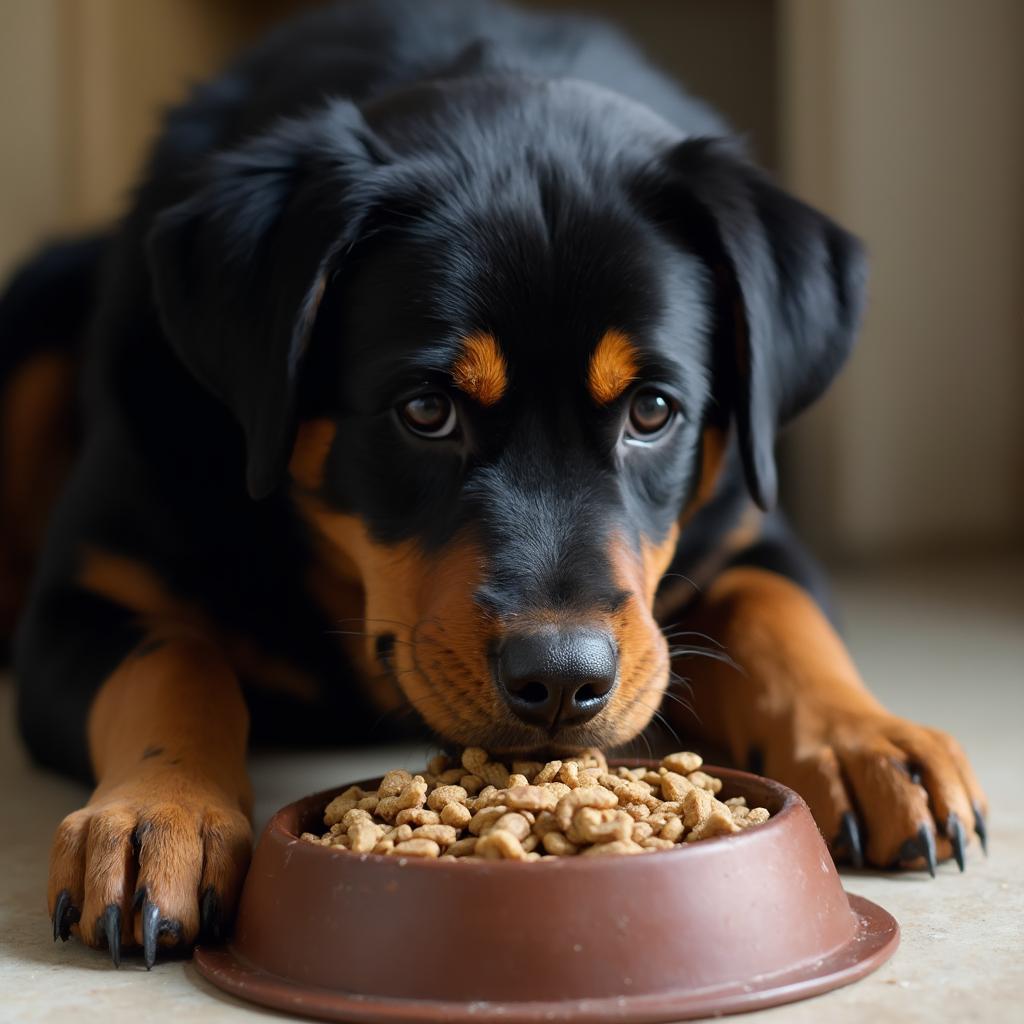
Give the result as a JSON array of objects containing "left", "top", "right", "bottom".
[{"left": 148, "top": 78, "right": 864, "bottom": 753}]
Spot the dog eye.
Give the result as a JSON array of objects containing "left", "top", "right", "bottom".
[
  {"left": 399, "top": 393, "right": 458, "bottom": 438},
  {"left": 627, "top": 389, "right": 675, "bottom": 439}
]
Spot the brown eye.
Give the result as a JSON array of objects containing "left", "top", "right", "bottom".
[
  {"left": 399, "top": 393, "right": 457, "bottom": 438},
  {"left": 627, "top": 389, "right": 674, "bottom": 439}
]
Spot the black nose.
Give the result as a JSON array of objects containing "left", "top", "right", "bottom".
[{"left": 496, "top": 627, "right": 618, "bottom": 730}]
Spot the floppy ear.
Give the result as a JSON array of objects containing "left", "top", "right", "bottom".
[
  {"left": 664, "top": 138, "right": 867, "bottom": 509},
  {"left": 147, "top": 102, "right": 386, "bottom": 499}
]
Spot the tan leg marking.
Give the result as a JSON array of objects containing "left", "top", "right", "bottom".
[
  {"left": 49, "top": 635, "right": 252, "bottom": 955},
  {"left": 670, "top": 567, "right": 987, "bottom": 868},
  {"left": 0, "top": 352, "right": 77, "bottom": 633}
]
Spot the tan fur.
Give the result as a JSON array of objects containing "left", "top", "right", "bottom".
[
  {"left": 288, "top": 418, "right": 338, "bottom": 491},
  {"left": 0, "top": 352, "right": 77, "bottom": 634},
  {"left": 292, "top": 494, "right": 505, "bottom": 738},
  {"left": 452, "top": 332, "right": 508, "bottom": 406},
  {"left": 669, "top": 567, "right": 987, "bottom": 867},
  {"left": 587, "top": 329, "right": 639, "bottom": 405},
  {"left": 49, "top": 635, "right": 252, "bottom": 950}
]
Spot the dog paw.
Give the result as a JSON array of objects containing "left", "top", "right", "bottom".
[
  {"left": 47, "top": 773, "right": 251, "bottom": 967},
  {"left": 761, "top": 709, "right": 987, "bottom": 873}
]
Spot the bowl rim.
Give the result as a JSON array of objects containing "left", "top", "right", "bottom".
[{"left": 277, "top": 763, "right": 804, "bottom": 871}]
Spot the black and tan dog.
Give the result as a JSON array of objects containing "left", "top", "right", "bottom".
[{"left": 0, "top": 0, "right": 985, "bottom": 968}]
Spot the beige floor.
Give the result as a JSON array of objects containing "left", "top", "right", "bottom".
[{"left": 1, "top": 559, "right": 1021, "bottom": 1023}]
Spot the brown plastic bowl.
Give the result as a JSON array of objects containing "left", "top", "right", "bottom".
[{"left": 195, "top": 765, "right": 898, "bottom": 1022}]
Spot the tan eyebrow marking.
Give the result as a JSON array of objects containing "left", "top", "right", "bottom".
[
  {"left": 452, "top": 332, "right": 508, "bottom": 406},
  {"left": 587, "top": 329, "right": 640, "bottom": 405}
]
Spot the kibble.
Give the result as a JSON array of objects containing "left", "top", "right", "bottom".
[{"left": 301, "top": 749, "right": 770, "bottom": 860}]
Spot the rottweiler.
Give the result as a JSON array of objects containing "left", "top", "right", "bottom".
[{"left": 0, "top": 0, "right": 986, "bottom": 968}]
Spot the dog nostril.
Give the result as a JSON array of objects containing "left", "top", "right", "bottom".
[
  {"left": 574, "top": 682, "right": 600, "bottom": 705},
  {"left": 516, "top": 681, "right": 549, "bottom": 705}
]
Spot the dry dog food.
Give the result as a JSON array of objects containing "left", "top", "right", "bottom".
[{"left": 301, "top": 750, "right": 770, "bottom": 860}]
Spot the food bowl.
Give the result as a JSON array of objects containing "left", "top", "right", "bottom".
[{"left": 194, "top": 765, "right": 898, "bottom": 1022}]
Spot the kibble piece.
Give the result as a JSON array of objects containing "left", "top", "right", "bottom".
[
  {"left": 686, "top": 806, "right": 739, "bottom": 842},
  {"left": 504, "top": 785, "right": 557, "bottom": 813},
  {"left": 541, "top": 832, "right": 579, "bottom": 856},
  {"left": 379, "top": 769, "right": 413, "bottom": 798},
  {"left": 659, "top": 816, "right": 685, "bottom": 843},
  {"left": 555, "top": 786, "right": 618, "bottom": 831},
  {"left": 476, "top": 830, "right": 528, "bottom": 860},
  {"left": 323, "top": 786, "right": 364, "bottom": 825},
  {"left": 469, "top": 805, "right": 509, "bottom": 835},
  {"left": 447, "top": 836, "right": 478, "bottom": 857},
  {"left": 570, "top": 807, "right": 633, "bottom": 845},
  {"left": 491, "top": 812, "right": 532, "bottom": 841},
  {"left": 384, "top": 823, "right": 413, "bottom": 843},
  {"left": 412, "top": 824, "right": 458, "bottom": 846},
  {"left": 393, "top": 838, "right": 441, "bottom": 858},
  {"left": 395, "top": 807, "right": 440, "bottom": 827},
  {"left": 348, "top": 821, "right": 384, "bottom": 852},
  {"left": 580, "top": 839, "right": 643, "bottom": 856},
  {"left": 632, "top": 821, "right": 654, "bottom": 843},
  {"left": 640, "top": 836, "right": 676, "bottom": 851},
  {"left": 687, "top": 770, "right": 723, "bottom": 794},
  {"left": 440, "top": 801, "right": 472, "bottom": 829},
  {"left": 427, "top": 754, "right": 449, "bottom": 776},
  {"left": 621, "top": 802, "right": 651, "bottom": 821},
  {"left": 427, "top": 785, "right": 468, "bottom": 811},
  {"left": 533, "top": 760, "right": 562, "bottom": 784},
  {"left": 460, "top": 774, "right": 484, "bottom": 795},
  {"left": 682, "top": 786, "right": 715, "bottom": 828},
  {"left": 736, "top": 807, "right": 770, "bottom": 829},
  {"left": 513, "top": 761, "right": 544, "bottom": 780},
  {"left": 662, "top": 751, "right": 703, "bottom": 774},
  {"left": 660, "top": 771, "right": 695, "bottom": 802},
  {"left": 540, "top": 781, "right": 571, "bottom": 800}
]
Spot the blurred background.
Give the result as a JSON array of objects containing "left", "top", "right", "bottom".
[{"left": 2, "top": 0, "right": 1021, "bottom": 564}]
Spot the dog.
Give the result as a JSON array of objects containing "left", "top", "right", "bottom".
[{"left": 0, "top": 0, "right": 985, "bottom": 968}]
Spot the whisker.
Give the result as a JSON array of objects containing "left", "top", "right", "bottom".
[
  {"left": 326, "top": 629, "right": 415, "bottom": 645},
  {"left": 658, "top": 628, "right": 724, "bottom": 648}
]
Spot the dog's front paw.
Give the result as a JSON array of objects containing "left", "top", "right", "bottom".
[
  {"left": 48, "top": 770, "right": 252, "bottom": 967},
  {"left": 763, "top": 708, "right": 987, "bottom": 873}
]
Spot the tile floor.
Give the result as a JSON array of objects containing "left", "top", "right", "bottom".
[{"left": 1, "top": 559, "right": 1021, "bottom": 1022}]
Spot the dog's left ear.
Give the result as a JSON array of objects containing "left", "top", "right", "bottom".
[
  {"left": 659, "top": 138, "right": 867, "bottom": 509},
  {"left": 147, "top": 102, "right": 387, "bottom": 499}
]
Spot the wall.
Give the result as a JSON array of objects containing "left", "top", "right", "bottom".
[{"left": 782, "top": 0, "right": 1024, "bottom": 558}]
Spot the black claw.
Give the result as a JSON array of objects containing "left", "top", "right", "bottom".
[
  {"left": 98, "top": 904, "right": 122, "bottom": 968},
  {"left": 832, "top": 811, "right": 864, "bottom": 869},
  {"left": 200, "top": 887, "right": 224, "bottom": 944},
  {"left": 946, "top": 813, "right": 967, "bottom": 873},
  {"left": 140, "top": 898, "right": 185, "bottom": 969},
  {"left": 52, "top": 889, "right": 79, "bottom": 942},
  {"left": 141, "top": 899, "right": 161, "bottom": 969},
  {"left": 972, "top": 801, "right": 988, "bottom": 856},
  {"left": 899, "top": 823, "right": 937, "bottom": 877}
]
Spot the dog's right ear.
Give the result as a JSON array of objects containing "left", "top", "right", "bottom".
[{"left": 147, "top": 101, "right": 388, "bottom": 499}]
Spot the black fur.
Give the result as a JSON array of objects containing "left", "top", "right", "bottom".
[{"left": 1, "top": 0, "right": 864, "bottom": 777}]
